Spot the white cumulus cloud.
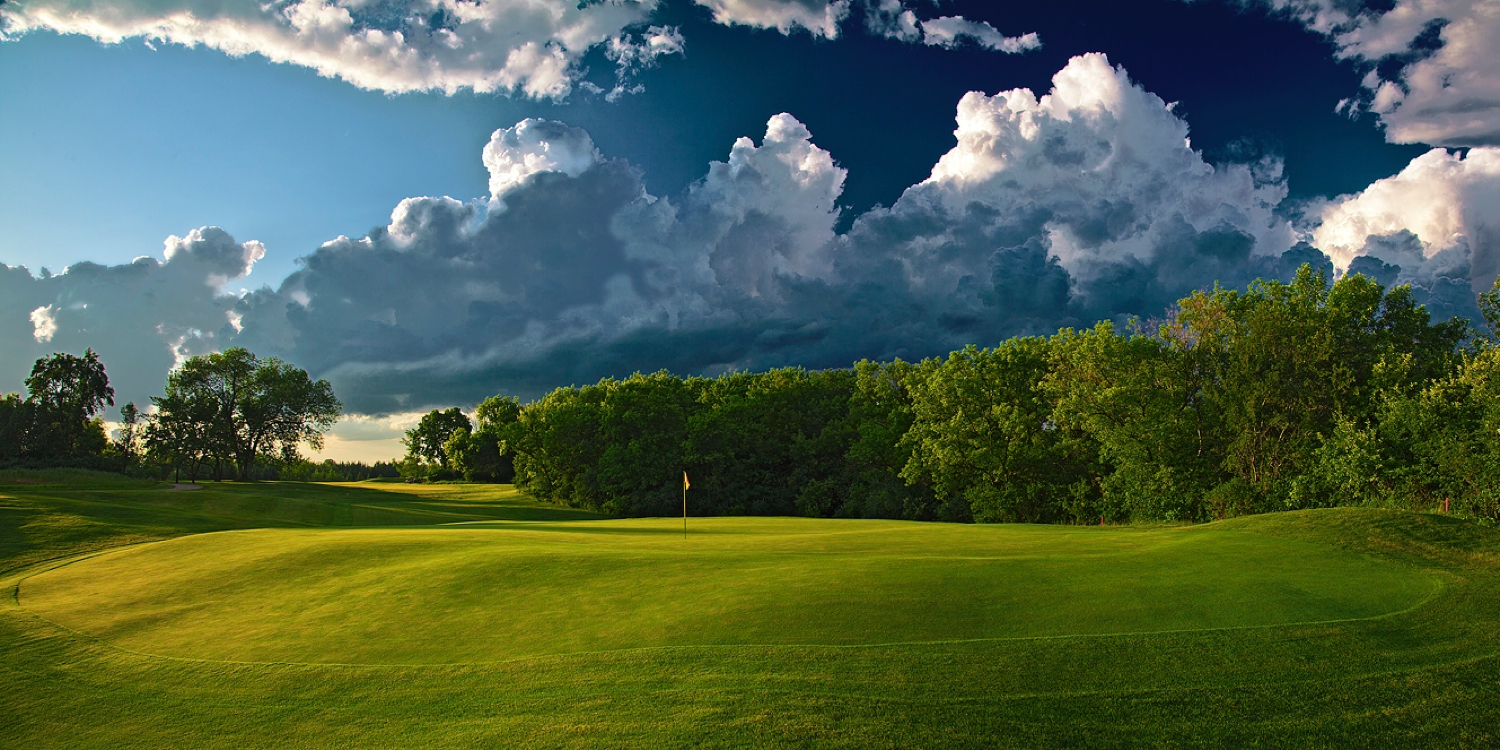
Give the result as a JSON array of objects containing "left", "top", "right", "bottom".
[
  {"left": 864, "top": 0, "right": 1039, "bottom": 52},
  {"left": 482, "top": 119, "right": 603, "bottom": 202},
  {"left": 1313, "top": 146, "right": 1500, "bottom": 290},
  {"left": 682, "top": 112, "right": 847, "bottom": 289},
  {"left": 902, "top": 52, "right": 1292, "bottom": 289},
  {"left": 0, "top": 0, "right": 660, "bottom": 98},
  {"left": 29, "top": 305, "right": 58, "bottom": 343},
  {"left": 694, "top": 0, "right": 850, "bottom": 39},
  {"left": 1252, "top": 0, "right": 1500, "bottom": 146},
  {"left": 162, "top": 226, "right": 267, "bottom": 288}
]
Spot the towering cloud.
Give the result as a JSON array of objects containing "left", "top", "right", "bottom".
[
  {"left": 1313, "top": 145, "right": 1500, "bottom": 320},
  {"left": 839, "top": 52, "right": 1297, "bottom": 331},
  {"left": 226, "top": 112, "right": 852, "bottom": 411}
]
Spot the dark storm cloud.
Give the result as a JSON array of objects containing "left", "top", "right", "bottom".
[
  {"left": 230, "top": 113, "right": 854, "bottom": 411},
  {"left": 232, "top": 159, "right": 655, "bottom": 408}
]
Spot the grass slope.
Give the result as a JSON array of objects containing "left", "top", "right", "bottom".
[
  {"left": 19, "top": 520, "right": 1434, "bottom": 664},
  {"left": 3, "top": 470, "right": 1500, "bottom": 748}
]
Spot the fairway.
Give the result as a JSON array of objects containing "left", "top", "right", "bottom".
[
  {"left": 4, "top": 473, "right": 1500, "bottom": 749},
  {"left": 19, "top": 518, "right": 1435, "bottom": 664}
]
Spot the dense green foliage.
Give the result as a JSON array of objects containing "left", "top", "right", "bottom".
[
  {"left": 273, "top": 458, "right": 401, "bottom": 482},
  {"left": 401, "top": 407, "right": 473, "bottom": 469},
  {"left": 491, "top": 266, "right": 1497, "bottom": 523},
  {"left": 0, "top": 350, "right": 114, "bottom": 465},
  {"left": 508, "top": 368, "right": 902, "bottom": 518},
  {"left": 3, "top": 349, "right": 373, "bottom": 483},
  {"left": 4, "top": 473, "right": 1500, "bottom": 748},
  {"left": 144, "top": 348, "right": 342, "bottom": 481},
  {"left": 401, "top": 398, "right": 520, "bottom": 482}
]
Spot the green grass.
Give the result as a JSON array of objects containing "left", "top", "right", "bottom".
[{"left": 3, "top": 470, "right": 1500, "bottom": 748}]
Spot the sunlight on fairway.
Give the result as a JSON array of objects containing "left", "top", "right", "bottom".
[{"left": 17, "top": 516, "right": 1435, "bottom": 665}]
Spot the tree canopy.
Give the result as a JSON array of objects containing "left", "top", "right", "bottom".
[
  {"left": 466, "top": 266, "right": 1497, "bottom": 524},
  {"left": 0, "top": 349, "right": 114, "bottom": 463},
  {"left": 146, "top": 348, "right": 341, "bottom": 481}
]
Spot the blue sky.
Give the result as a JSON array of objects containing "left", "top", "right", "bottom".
[{"left": 2, "top": 0, "right": 1498, "bottom": 460}]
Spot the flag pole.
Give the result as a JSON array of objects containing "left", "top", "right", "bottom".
[{"left": 682, "top": 471, "right": 689, "bottom": 539}]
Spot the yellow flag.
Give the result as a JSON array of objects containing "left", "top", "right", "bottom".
[{"left": 683, "top": 471, "right": 691, "bottom": 490}]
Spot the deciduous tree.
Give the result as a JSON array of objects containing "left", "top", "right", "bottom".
[{"left": 149, "top": 348, "right": 341, "bottom": 480}]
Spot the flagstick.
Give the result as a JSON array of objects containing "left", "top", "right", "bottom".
[{"left": 682, "top": 480, "right": 687, "bottom": 539}]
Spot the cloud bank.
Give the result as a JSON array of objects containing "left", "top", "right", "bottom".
[
  {"left": 1254, "top": 0, "right": 1500, "bottom": 146},
  {"left": 0, "top": 0, "right": 1038, "bottom": 98},
  {"left": 6, "top": 53, "right": 1496, "bottom": 419},
  {"left": 0, "top": 0, "right": 671, "bottom": 97},
  {"left": 0, "top": 227, "right": 257, "bottom": 411}
]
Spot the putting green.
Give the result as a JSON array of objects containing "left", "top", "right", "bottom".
[{"left": 18, "top": 517, "right": 1435, "bottom": 665}]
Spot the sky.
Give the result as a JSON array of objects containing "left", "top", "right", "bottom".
[{"left": 2, "top": 0, "right": 1498, "bottom": 462}]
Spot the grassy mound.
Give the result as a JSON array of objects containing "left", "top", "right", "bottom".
[
  {"left": 20, "top": 517, "right": 1434, "bottom": 664},
  {"left": 3, "top": 477, "right": 1499, "bottom": 748}
]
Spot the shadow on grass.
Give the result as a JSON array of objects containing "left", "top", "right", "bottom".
[{"left": 0, "top": 470, "right": 603, "bottom": 573}]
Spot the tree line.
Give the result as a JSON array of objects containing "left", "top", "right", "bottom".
[
  {"left": 408, "top": 265, "right": 1500, "bottom": 523},
  {"left": 2, "top": 347, "right": 343, "bottom": 482}
]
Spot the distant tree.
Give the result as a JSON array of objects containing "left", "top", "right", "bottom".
[
  {"left": 594, "top": 372, "right": 695, "bottom": 514},
  {"left": 149, "top": 348, "right": 341, "bottom": 481},
  {"left": 145, "top": 383, "right": 216, "bottom": 482},
  {"left": 469, "top": 394, "right": 522, "bottom": 481},
  {"left": 402, "top": 408, "right": 473, "bottom": 469},
  {"left": 1478, "top": 275, "right": 1500, "bottom": 342},
  {"left": 1177, "top": 266, "right": 1463, "bottom": 507},
  {"left": 1044, "top": 322, "right": 1219, "bottom": 522},
  {"left": 0, "top": 392, "right": 26, "bottom": 462},
  {"left": 510, "top": 384, "right": 607, "bottom": 503},
  {"left": 445, "top": 395, "right": 520, "bottom": 483},
  {"left": 22, "top": 349, "right": 114, "bottom": 459},
  {"left": 1302, "top": 339, "right": 1500, "bottom": 520},
  {"left": 272, "top": 458, "right": 402, "bottom": 482},
  {"left": 113, "top": 402, "right": 142, "bottom": 461},
  {"left": 685, "top": 368, "right": 855, "bottom": 518},
  {"left": 473, "top": 266, "right": 1479, "bottom": 524}
]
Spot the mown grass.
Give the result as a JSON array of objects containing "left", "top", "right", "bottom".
[{"left": 3, "top": 470, "right": 1499, "bottom": 748}]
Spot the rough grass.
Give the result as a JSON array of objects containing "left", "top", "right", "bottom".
[{"left": 3, "top": 472, "right": 1499, "bottom": 748}]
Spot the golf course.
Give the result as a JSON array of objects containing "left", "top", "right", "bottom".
[{"left": 4, "top": 470, "right": 1499, "bottom": 748}]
